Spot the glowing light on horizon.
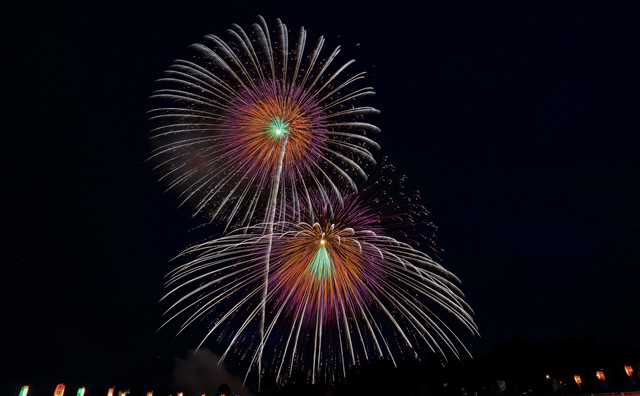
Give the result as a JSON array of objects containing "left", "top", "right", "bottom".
[
  {"left": 107, "top": 388, "right": 114, "bottom": 396},
  {"left": 54, "top": 384, "right": 65, "bottom": 396},
  {"left": 19, "top": 386, "right": 29, "bottom": 396},
  {"left": 76, "top": 388, "right": 85, "bottom": 396},
  {"left": 596, "top": 371, "right": 605, "bottom": 380}
]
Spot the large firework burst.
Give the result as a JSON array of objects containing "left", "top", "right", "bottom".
[
  {"left": 160, "top": 169, "right": 478, "bottom": 383},
  {"left": 149, "top": 16, "right": 380, "bottom": 229}
]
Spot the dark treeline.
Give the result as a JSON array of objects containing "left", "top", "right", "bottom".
[{"left": 273, "top": 337, "right": 640, "bottom": 396}]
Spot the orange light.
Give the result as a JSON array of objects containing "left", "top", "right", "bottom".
[
  {"left": 147, "top": 393, "right": 153, "bottom": 396},
  {"left": 574, "top": 375, "right": 582, "bottom": 384},
  {"left": 596, "top": 371, "right": 605, "bottom": 380},
  {"left": 625, "top": 366, "right": 634, "bottom": 376},
  {"left": 178, "top": 393, "right": 184, "bottom": 396},
  {"left": 54, "top": 384, "right": 66, "bottom": 396},
  {"left": 107, "top": 388, "right": 115, "bottom": 396}
]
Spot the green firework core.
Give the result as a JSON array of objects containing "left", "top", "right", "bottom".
[
  {"left": 308, "top": 245, "right": 334, "bottom": 280},
  {"left": 266, "top": 116, "right": 289, "bottom": 140}
]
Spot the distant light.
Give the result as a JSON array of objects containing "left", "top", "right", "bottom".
[
  {"left": 76, "top": 388, "right": 85, "bottom": 396},
  {"left": 545, "top": 375, "right": 550, "bottom": 379},
  {"left": 107, "top": 388, "right": 115, "bottom": 396},
  {"left": 443, "top": 383, "right": 448, "bottom": 388},
  {"left": 54, "top": 384, "right": 66, "bottom": 396},
  {"left": 146, "top": 393, "right": 153, "bottom": 396},
  {"left": 19, "top": 386, "right": 29, "bottom": 396},
  {"left": 596, "top": 371, "right": 605, "bottom": 380},
  {"left": 178, "top": 393, "right": 184, "bottom": 396},
  {"left": 574, "top": 375, "right": 582, "bottom": 384},
  {"left": 625, "top": 366, "right": 634, "bottom": 376}
]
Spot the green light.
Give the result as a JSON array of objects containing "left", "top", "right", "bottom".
[
  {"left": 77, "top": 388, "right": 85, "bottom": 396},
  {"left": 266, "top": 117, "right": 289, "bottom": 140},
  {"left": 308, "top": 244, "right": 334, "bottom": 280},
  {"left": 19, "top": 386, "right": 29, "bottom": 396}
]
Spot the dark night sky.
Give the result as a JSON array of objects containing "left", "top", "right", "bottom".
[{"left": 5, "top": 1, "right": 640, "bottom": 394}]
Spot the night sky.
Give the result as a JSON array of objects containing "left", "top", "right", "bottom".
[{"left": 6, "top": 1, "right": 640, "bottom": 394}]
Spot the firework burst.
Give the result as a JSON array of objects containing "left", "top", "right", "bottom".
[
  {"left": 149, "top": 17, "right": 380, "bottom": 228},
  {"left": 160, "top": 169, "right": 478, "bottom": 383}
]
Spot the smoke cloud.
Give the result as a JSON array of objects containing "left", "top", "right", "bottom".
[{"left": 173, "top": 348, "right": 254, "bottom": 396}]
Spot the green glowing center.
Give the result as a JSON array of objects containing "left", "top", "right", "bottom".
[
  {"left": 308, "top": 245, "right": 334, "bottom": 280},
  {"left": 266, "top": 117, "right": 289, "bottom": 139}
]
